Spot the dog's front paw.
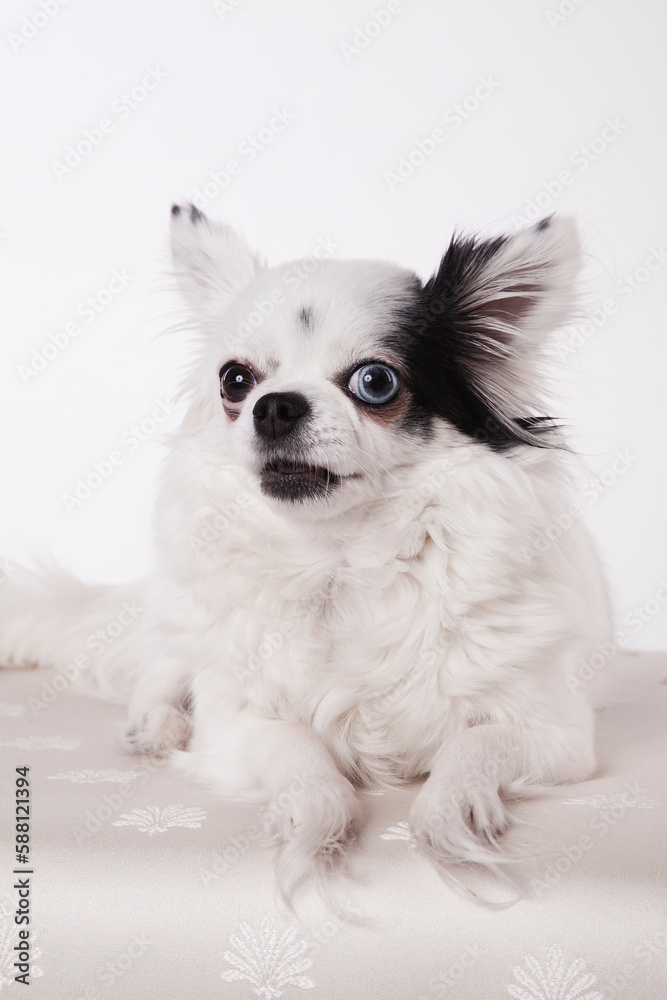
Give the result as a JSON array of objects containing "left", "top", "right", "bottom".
[
  {"left": 409, "top": 776, "right": 510, "bottom": 866},
  {"left": 264, "top": 772, "right": 362, "bottom": 878},
  {"left": 126, "top": 705, "right": 191, "bottom": 757}
]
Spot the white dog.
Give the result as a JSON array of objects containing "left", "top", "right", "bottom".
[{"left": 0, "top": 206, "right": 610, "bottom": 893}]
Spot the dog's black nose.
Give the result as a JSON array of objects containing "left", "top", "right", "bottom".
[{"left": 252, "top": 392, "right": 310, "bottom": 440}]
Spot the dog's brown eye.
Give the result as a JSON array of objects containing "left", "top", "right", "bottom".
[{"left": 220, "top": 363, "right": 256, "bottom": 402}]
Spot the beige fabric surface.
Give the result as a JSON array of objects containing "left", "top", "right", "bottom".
[{"left": 1, "top": 651, "right": 666, "bottom": 999}]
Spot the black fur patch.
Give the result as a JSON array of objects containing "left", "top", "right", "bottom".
[
  {"left": 388, "top": 236, "right": 558, "bottom": 450},
  {"left": 171, "top": 203, "right": 203, "bottom": 223},
  {"left": 298, "top": 306, "right": 313, "bottom": 331}
]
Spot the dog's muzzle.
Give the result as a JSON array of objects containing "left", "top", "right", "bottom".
[{"left": 252, "top": 391, "right": 341, "bottom": 503}]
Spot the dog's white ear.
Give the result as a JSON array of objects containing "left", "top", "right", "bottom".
[{"left": 170, "top": 203, "right": 261, "bottom": 320}]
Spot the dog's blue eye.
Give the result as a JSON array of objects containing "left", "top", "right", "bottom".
[{"left": 348, "top": 364, "right": 399, "bottom": 405}]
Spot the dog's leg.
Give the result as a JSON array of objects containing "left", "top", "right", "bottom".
[
  {"left": 178, "top": 706, "right": 362, "bottom": 883},
  {"left": 250, "top": 720, "right": 362, "bottom": 869},
  {"left": 126, "top": 655, "right": 192, "bottom": 756},
  {"left": 409, "top": 714, "right": 595, "bottom": 866}
]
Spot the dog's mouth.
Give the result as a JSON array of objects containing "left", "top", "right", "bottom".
[{"left": 260, "top": 460, "right": 341, "bottom": 503}]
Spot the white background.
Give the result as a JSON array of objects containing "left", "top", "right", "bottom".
[{"left": 1, "top": 0, "right": 665, "bottom": 647}]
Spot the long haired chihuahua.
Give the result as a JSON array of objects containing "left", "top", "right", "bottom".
[{"left": 0, "top": 206, "right": 610, "bottom": 898}]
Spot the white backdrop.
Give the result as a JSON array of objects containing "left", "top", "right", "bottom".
[{"left": 1, "top": 0, "right": 665, "bottom": 648}]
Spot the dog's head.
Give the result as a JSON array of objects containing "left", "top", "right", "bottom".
[{"left": 170, "top": 204, "right": 579, "bottom": 517}]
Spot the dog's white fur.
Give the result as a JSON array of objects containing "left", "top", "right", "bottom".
[{"left": 0, "top": 208, "right": 610, "bottom": 892}]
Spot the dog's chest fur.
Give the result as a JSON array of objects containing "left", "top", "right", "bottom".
[
  {"left": 161, "top": 446, "right": 591, "bottom": 786},
  {"left": 210, "top": 518, "right": 454, "bottom": 783}
]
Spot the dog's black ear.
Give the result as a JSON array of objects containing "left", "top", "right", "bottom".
[
  {"left": 170, "top": 203, "right": 262, "bottom": 321},
  {"left": 403, "top": 216, "right": 580, "bottom": 447}
]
